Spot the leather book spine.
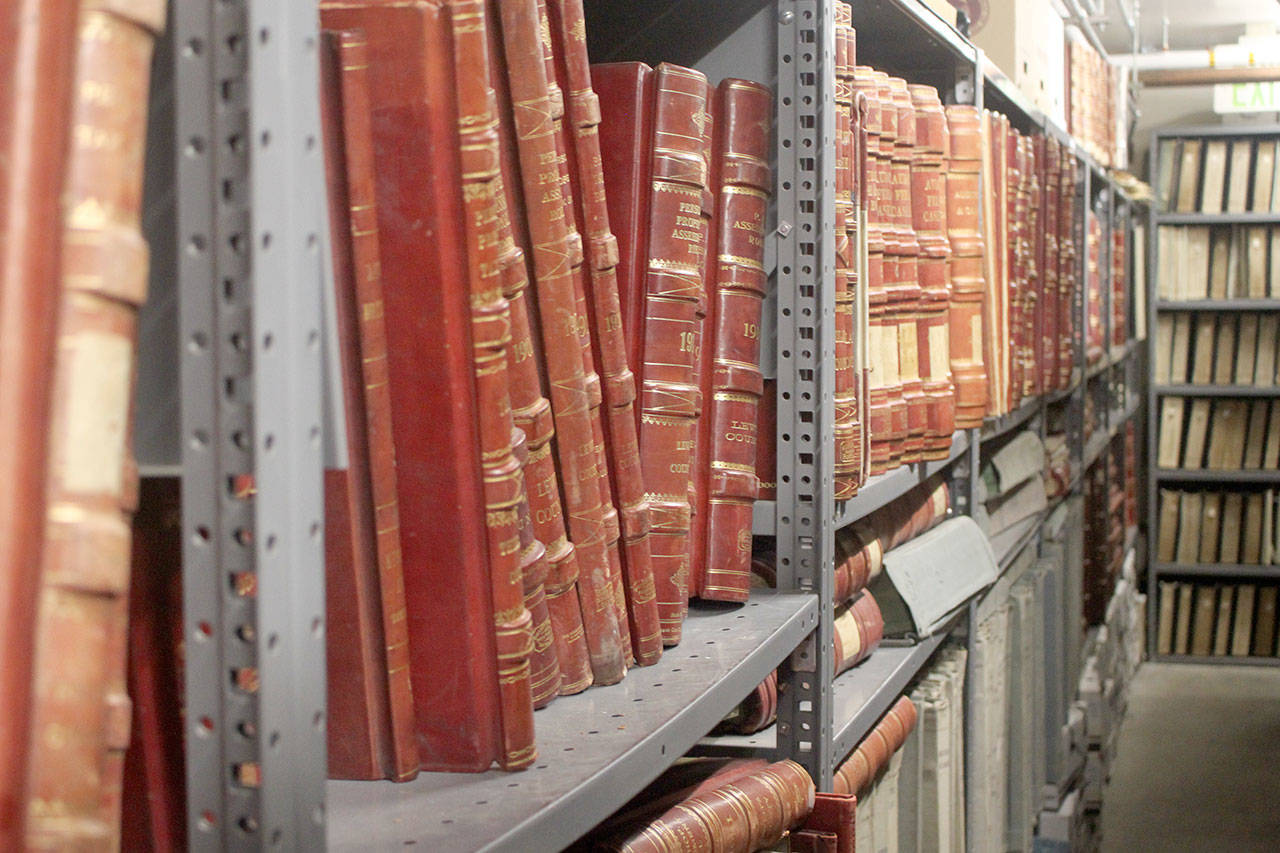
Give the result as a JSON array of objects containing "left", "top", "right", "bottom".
[
  {"left": 614, "top": 760, "right": 816, "bottom": 853},
  {"left": 832, "top": 4, "right": 858, "bottom": 499},
  {"left": 909, "top": 84, "right": 954, "bottom": 460},
  {"left": 686, "top": 83, "right": 715, "bottom": 609},
  {"left": 320, "top": 28, "right": 421, "bottom": 781},
  {"left": 496, "top": 0, "right": 626, "bottom": 681},
  {"left": 833, "top": 696, "right": 917, "bottom": 796},
  {"left": 875, "top": 71, "right": 907, "bottom": 469},
  {"left": 485, "top": 0, "right": 591, "bottom": 695},
  {"left": 756, "top": 378, "right": 777, "bottom": 500},
  {"left": 853, "top": 68, "right": 894, "bottom": 474},
  {"left": 0, "top": 2, "right": 79, "bottom": 842},
  {"left": 1029, "top": 136, "right": 1046, "bottom": 396},
  {"left": 121, "top": 479, "right": 185, "bottom": 852},
  {"left": 450, "top": 0, "right": 537, "bottom": 770},
  {"left": 24, "top": 1, "right": 162, "bottom": 844},
  {"left": 1086, "top": 215, "right": 1103, "bottom": 364},
  {"left": 636, "top": 63, "right": 712, "bottom": 645},
  {"left": 1040, "top": 138, "right": 1060, "bottom": 392},
  {"left": 1058, "top": 148, "right": 1077, "bottom": 388},
  {"left": 696, "top": 79, "right": 771, "bottom": 603},
  {"left": 890, "top": 77, "right": 925, "bottom": 463},
  {"left": 800, "top": 791, "right": 855, "bottom": 853},
  {"left": 534, "top": 0, "right": 632, "bottom": 664},
  {"left": 792, "top": 829, "right": 840, "bottom": 852},
  {"left": 833, "top": 590, "right": 884, "bottom": 675},
  {"left": 319, "top": 0, "right": 526, "bottom": 768},
  {"left": 854, "top": 92, "right": 872, "bottom": 485},
  {"left": 942, "top": 105, "right": 987, "bottom": 428},
  {"left": 547, "top": 0, "right": 662, "bottom": 665}
]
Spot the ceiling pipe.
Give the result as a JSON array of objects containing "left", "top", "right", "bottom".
[{"left": 1139, "top": 66, "right": 1280, "bottom": 86}]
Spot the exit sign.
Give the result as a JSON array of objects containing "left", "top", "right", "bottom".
[{"left": 1214, "top": 81, "right": 1280, "bottom": 113}]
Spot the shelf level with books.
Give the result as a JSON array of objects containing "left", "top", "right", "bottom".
[
  {"left": 328, "top": 592, "right": 818, "bottom": 852},
  {"left": 1155, "top": 299, "right": 1280, "bottom": 312},
  {"left": 1152, "top": 654, "right": 1280, "bottom": 666},
  {"left": 1155, "top": 385, "right": 1280, "bottom": 398},
  {"left": 1153, "top": 562, "right": 1280, "bottom": 580},
  {"left": 1154, "top": 469, "right": 1280, "bottom": 484},
  {"left": 1155, "top": 212, "right": 1280, "bottom": 226}
]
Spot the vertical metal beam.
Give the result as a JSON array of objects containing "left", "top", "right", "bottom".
[
  {"left": 1145, "top": 137, "right": 1163, "bottom": 659},
  {"left": 178, "top": 1, "right": 327, "bottom": 847},
  {"left": 774, "top": 0, "right": 836, "bottom": 790}
]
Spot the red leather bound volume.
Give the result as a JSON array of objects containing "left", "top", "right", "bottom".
[
  {"left": 875, "top": 71, "right": 908, "bottom": 469},
  {"left": 833, "top": 478, "right": 949, "bottom": 604},
  {"left": 319, "top": 27, "right": 420, "bottom": 782},
  {"left": 982, "top": 112, "right": 1007, "bottom": 416},
  {"left": 1112, "top": 216, "right": 1127, "bottom": 348},
  {"left": 852, "top": 67, "right": 895, "bottom": 474},
  {"left": 943, "top": 105, "right": 987, "bottom": 427},
  {"left": 1086, "top": 214, "right": 1104, "bottom": 365},
  {"left": 715, "top": 669, "right": 779, "bottom": 735},
  {"left": 909, "top": 84, "right": 954, "bottom": 460},
  {"left": 533, "top": 0, "right": 633, "bottom": 665},
  {"left": 1039, "top": 137, "right": 1061, "bottom": 392},
  {"left": 832, "top": 696, "right": 918, "bottom": 796},
  {"left": 692, "top": 78, "right": 772, "bottom": 603},
  {"left": 121, "top": 479, "right": 185, "bottom": 852},
  {"left": 319, "top": 0, "right": 544, "bottom": 769},
  {"left": 0, "top": 2, "right": 78, "bottom": 842},
  {"left": 1058, "top": 146, "right": 1078, "bottom": 388},
  {"left": 889, "top": 77, "right": 926, "bottom": 463},
  {"left": 492, "top": 0, "right": 626, "bottom": 681},
  {"left": 546, "top": 0, "right": 662, "bottom": 665},
  {"left": 595, "top": 61, "right": 711, "bottom": 646},
  {"left": 832, "top": 4, "right": 859, "bottom": 499},
  {"left": 686, "top": 89, "right": 714, "bottom": 604},
  {"left": 485, "top": 0, "right": 592, "bottom": 696},
  {"left": 833, "top": 590, "right": 885, "bottom": 675},
  {"left": 598, "top": 760, "right": 816, "bottom": 853},
  {"left": 800, "top": 792, "right": 856, "bottom": 853},
  {"left": 757, "top": 379, "right": 777, "bottom": 501},
  {"left": 793, "top": 829, "right": 840, "bottom": 852},
  {"left": 23, "top": 1, "right": 162, "bottom": 844},
  {"left": 450, "top": 0, "right": 539, "bottom": 769}
]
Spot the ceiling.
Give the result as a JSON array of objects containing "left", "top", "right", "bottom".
[{"left": 1093, "top": 0, "right": 1280, "bottom": 53}]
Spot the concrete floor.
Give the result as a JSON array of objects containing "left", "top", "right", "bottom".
[{"left": 1100, "top": 662, "right": 1280, "bottom": 852}]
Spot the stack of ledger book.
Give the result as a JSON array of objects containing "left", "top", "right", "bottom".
[
  {"left": 313, "top": 0, "right": 773, "bottom": 779},
  {"left": 1156, "top": 488, "right": 1280, "bottom": 566},
  {"left": 1154, "top": 226, "right": 1280, "bottom": 300},
  {"left": 1156, "top": 395, "right": 1280, "bottom": 472},
  {"left": 1082, "top": 441, "right": 1129, "bottom": 626},
  {"left": 2, "top": 2, "right": 167, "bottom": 849},
  {"left": 1157, "top": 580, "right": 1280, "bottom": 658},
  {"left": 1154, "top": 312, "right": 1280, "bottom": 386},
  {"left": 1156, "top": 134, "right": 1280, "bottom": 214}
]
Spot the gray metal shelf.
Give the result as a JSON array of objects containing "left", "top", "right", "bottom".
[
  {"left": 754, "top": 430, "right": 971, "bottom": 537},
  {"left": 327, "top": 592, "right": 818, "bottom": 852},
  {"left": 981, "top": 397, "right": 1041, "bottom": 442},
  {"left": 1155, "top": 384, "right": 1280, "bottom": 397},
  {"left": 1155, "top": 212, "right": 1280, "bottom": 226},
  {"left": 1152, "top": 654, "right": 1280, "bottom": 666},
  {"left": 990, "top": 513, "right": 1044, "bottom": 573},
  {"left": 1154, "top": 469, "right": 1280, "bottom": 483},
  {"left": 830, "top": 614, "right": 959, "bottom": 771},
  {"left": 1151, "top": 562, "right": 1280, "bottom": 580},
  {"left": 1155, "top": 299, "right": 1280, "bottom": 311}
]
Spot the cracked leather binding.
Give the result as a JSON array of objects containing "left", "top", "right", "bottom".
[
  {"left": 546, "top": 0, "right": 662, "bottom": 665},
  {"left": 943, "top": 104, "right": 987, "bottom": 428},
  {"left": 24, "top": 0, "right": 164, "bottom": 845},
  {"left": 832, "top": 696, "right": 918, "bottom": 797},
  {"left": 693, "top": 77, "right": 772, "bottom": 603},
  {"left": 494, "top": 0, "right": 626, "bottom": 682},
  {"left": 595, "top": 60, "right": 712, "bottom": 646}
]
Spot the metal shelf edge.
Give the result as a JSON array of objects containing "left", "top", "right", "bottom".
[
  {"left": 832, "top": 432, "right": 970, "bottom": 531},
  {"left": 326, "top": 591, "right": 818, "bottom": 852},
  {"left": 1152, "top": 562, "right": 1280, "bottom": 580}
]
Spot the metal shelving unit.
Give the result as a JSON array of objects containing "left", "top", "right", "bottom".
[
  {"left": 1146, "top": 124, "right": 1280, "bottom": 663},
  {"left": 159, "top": 0, "right": 1150, "bottom": 847}
]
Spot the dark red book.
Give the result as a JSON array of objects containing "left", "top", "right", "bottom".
[
  {"left": 545, "top": 0, "right": 662, "bottom": 666},
  {"left": 595, "top": 60, "right": 712, "bottom": 646},
  {"left": 0, "top": 2, "right": 79, "bottom": 844},
  {"left": 800, "top": 792, "right": 856, "bottom": 853},
  {"left": 943, "top": 104, "right": 987, "bottom": 427},
  {"left": 120, "top": 478, "right": 185, "bottom": 853},
  {"left": 832, "top": 696, "right": 917, "bottom": 796},
  {"left": 833, "top": 590, "right": 885, "bottom": 675},
  {"left": 319, "top": 0, "right": 537, "bottom": 771},
  {"left": 495, "top": 0, "right": 626, "bottom": 681},
  {"left": 692, "top": 78, "right": 771, "bottom": 603}
]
